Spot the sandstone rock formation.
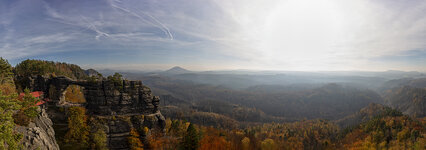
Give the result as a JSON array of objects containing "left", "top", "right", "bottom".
[
  {"left": 23, "top": 75, "right": 163, "bottom": 117},
  {"left": 20, "top": 75, "right": 166, "bottom": 149},
  {"left": 16, "top": 107, "right": 60, "bottom": 150}
]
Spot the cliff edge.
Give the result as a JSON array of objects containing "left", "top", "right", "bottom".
[{"left": 16, "top": 107, "right": 59, "bottom": 150}]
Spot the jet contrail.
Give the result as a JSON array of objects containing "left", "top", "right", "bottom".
[
  {"left": 80, "top": 16, "right": 110, "bottom": 40},
  {"left": 140, "top": 12, "right": 173, "bottom": 40},
  {"left": 110, "top": 2, "right": 173, "bottom": 40}
]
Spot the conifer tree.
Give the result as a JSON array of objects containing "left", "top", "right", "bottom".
[
  {"left": 0, "top": 57, "right": 14, "bottom": 84},
  {"left": 0, "top": 91, "right": 22, "bottom": 149},
  {"left": 181, "top": 123, "right": 200, "bottom": 150}
]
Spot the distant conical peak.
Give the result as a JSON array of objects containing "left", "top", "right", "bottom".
[
  {"left": 169, "top": 66, "right": 186, "bottom": 71},
  {"left": 164, "top": 66, "right": 191, "bottom": 74}
]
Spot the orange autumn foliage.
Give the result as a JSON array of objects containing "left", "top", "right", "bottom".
[
  {"left": 199, "top": 127, "right": 231, "bottom": 150},
  {"left": 199, "top": 135, "right": 231, "bottom": 150}
]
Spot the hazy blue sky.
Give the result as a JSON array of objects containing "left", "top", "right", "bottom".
[{"left": 1, "top": 0, "right": 425, "bottom": 71}]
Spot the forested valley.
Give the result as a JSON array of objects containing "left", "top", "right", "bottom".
[{"left": 0, "top": 59, "right": 425, "bottom": 150}]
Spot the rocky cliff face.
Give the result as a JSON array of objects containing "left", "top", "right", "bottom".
[
  {"left": 97, "top": 112, "right": 165, "bottom": 149},
  {"left": 24, "top": 75, "right": 163, "bottom": 117},
  {"left": 83, "top": 79, "right": 161, "bottom": 116},
  {"left": 21, "top": 75, "right": 166, "bottom": 149},
  {"left": 16, "top": 107, "right": 59, "bottom": 150}
]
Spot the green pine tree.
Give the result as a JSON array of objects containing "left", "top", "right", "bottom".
[
  {"left": 0, "top": 90, "right": 22, "bottom": 149},
  {"left": 0, "top": 57, "right": 14, "bottom": 84},
  {"left": 180, "top": 123, "right": 200, "bottom": 150}
]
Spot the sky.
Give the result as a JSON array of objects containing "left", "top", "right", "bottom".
[{"left": 0, "top": 0, "right": 425, "bottom": 71}]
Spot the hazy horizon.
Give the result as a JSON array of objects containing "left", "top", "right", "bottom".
[
  {"left": 93, "top": 65, "right": 426, "bottom": 74},
  {"left": 1, "top": 0, "right": 425, "bottom": 72}
]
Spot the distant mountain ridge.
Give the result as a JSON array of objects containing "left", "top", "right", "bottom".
[
  {"left": 336, "top": 103, "right": 387, "bottom": 127},
  {"left": 336, "top": 103, "right": 406, "bottom": 128},
  {"left": 128, "top": 72, "right": 384, "bottom": 122},
  {"left": 379, "top": 78, "right": 426, "bottom": 118},
  {"left": 84, "top": 68, "right": 100, "bottom": 77},
  {"left": 384, "top": 86, "right": 426, "bottom": 117}
]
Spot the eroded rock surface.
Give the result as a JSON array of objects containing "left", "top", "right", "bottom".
[
  {"left": 16, "top": 107, "right": 59, "bottom": 150},
  {"left": 25, "top": 75, "right": 163, "bottom": 117}
]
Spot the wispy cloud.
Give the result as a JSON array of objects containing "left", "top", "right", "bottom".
[{"left": 0, "top": 0, "right": 425, "bottom": 71}]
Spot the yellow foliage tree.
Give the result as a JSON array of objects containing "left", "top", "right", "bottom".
[
  {"left": 64, "top": 85, "right": 86, "bottom": 103},
  {"left": 65, "top": 107, "right": 89, "bottom": 147},
  {"left": 128, "top": 128, "right": 144, "bottom": 150},
  {"left": 241, "top": 137, "right": 250, "bottom": 150},
  {"left": 261, "top": 138, "right": 277, "bottom": 150}
]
